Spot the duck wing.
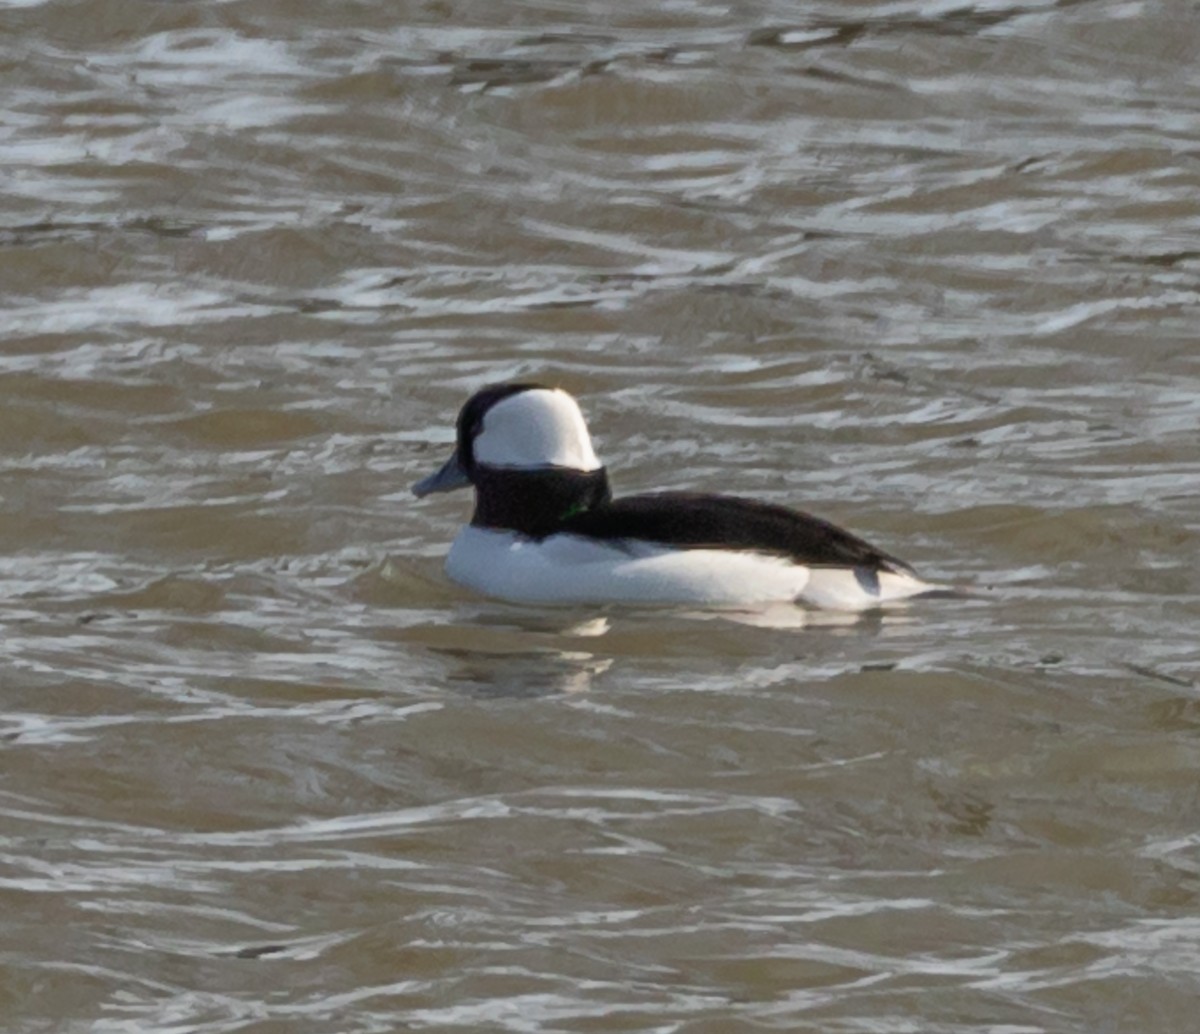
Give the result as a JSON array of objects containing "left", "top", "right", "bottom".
[{"left": 559, "top": 492, "right": 916, "bottom": 575}]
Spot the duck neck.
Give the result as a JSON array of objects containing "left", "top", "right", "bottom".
[{"left": 470, "top": 466, "right": 611, "bottom": 538}]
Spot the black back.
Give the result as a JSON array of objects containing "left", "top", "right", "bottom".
[{"left": 558, "top": 492, "right": 915, "bottom": 574}]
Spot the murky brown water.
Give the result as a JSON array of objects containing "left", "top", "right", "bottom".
[{"left": 3, "top": 0, "right": 1200, "bottom": 1030}]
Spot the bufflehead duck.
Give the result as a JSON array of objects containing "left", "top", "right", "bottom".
[{"left": 413, "top": 383, "right": 944, "bottom": 611}]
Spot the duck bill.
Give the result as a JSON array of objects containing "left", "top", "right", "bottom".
[{"left": 412, "top": 449, "right": 472, "bottom": 497}]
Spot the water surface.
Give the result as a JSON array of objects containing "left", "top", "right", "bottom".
[{"left": 2, "top": 0, "right": 1199, "bottom": 1031}]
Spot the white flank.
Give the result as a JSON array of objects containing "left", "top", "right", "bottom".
[
  {"left": 473, "top": 389, "right": 602, "bottom": 471},
  {"left": 797, "top": 566, "right": 937, "bottom": 610},
  {"left": 444, "top": 527, "right": 938, "bottom": 611},
  {"left": 446, "top": 528, "right": 808, "bottom": 605}
]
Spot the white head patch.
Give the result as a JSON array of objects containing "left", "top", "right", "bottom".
[{"left": 473, "top": 389, "right": 602, "bottom": 471}]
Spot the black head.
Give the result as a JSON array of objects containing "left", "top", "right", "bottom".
[
  {"left": 412, "top": 382, "right": 611, "bottom": 536},
  {"left": 453, "top": 382, "right": 549, "bottom": 479}
]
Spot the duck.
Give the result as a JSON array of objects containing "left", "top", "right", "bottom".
[{"left": 412, "top": 382, "right": 947, "bottom": 611}]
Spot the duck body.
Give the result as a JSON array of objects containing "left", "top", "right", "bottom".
[{"left": 413, "top": 383, "right": 941, "bottom": 612}]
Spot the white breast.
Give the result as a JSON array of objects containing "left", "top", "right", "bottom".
[{"left": 443, "top": 527, "right": 935, "bottom": 610}]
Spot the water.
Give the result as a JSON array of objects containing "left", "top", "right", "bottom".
[{"left": 3, "top": 0, "right": 1199, "bottom": 1030}]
